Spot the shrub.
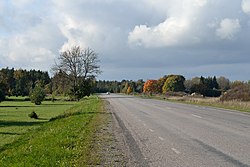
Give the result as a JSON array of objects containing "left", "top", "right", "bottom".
[
  {"left": 220, "top": 84, "right": 250, "bottom": 101},
  {"left": 28, "top": 111, "right": 38, "bottom": 119}
]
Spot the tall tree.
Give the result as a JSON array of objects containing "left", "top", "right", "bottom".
[
  {"left": 217, "top": 76, "right": 230, "bottom": 91},
  {"left": 162, "top": 75, "right": 185, "bottom": 93},
  {"left": 143, "top": 80, "right": 158, "bottom": 94},
  {"left": 53, "top": 46, "right": 101, "bottom": 100}
]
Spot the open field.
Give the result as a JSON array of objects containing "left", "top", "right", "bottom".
[
  {"left": 0, "top": 98, "right": 77, "bottom": 147},
  {"left": 0, "top": 96, "right": 108, "bottom": 166}
]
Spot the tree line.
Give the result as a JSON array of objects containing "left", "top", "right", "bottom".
[
  {"left": 0, "top": 68, "right": 50, "bottom": 98},
  {"left": 95, "top": 74, "right": 250, "bottom": 101},
  {"left": 95, "top": 79, "right": 144, "bottom": 94},
  {"left": 1, "top": 45, "right": 249, "bottom": 103},
  {"left": 0, "top": 46, "right": 101, "bottom": 103}
]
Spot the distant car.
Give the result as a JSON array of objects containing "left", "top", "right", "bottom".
[{"left": 106, "top": 92, "right": 110, "bottom": 95}]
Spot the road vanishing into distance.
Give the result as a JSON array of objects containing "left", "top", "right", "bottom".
[{"left": 100, "top": 94, "right": 250, "bottom": 167}]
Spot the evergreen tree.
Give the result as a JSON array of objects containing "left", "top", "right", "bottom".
[{"left": 30, "top": 85, "right": 45, "bottom": 105}]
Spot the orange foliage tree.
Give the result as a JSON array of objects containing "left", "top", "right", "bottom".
[
  {"left": 143, "top": 80, "right": 158, "bottom": 94},
  {"left": 126, "top": 86, "right": 132, "bottom": 94}
]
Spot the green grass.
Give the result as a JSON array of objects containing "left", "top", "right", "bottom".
[
  {"left": 0, "top": 96, "right": 105, "bottom": 166},
  {"left": 0, "top": 99, "right": 77, "bottom": 147}
]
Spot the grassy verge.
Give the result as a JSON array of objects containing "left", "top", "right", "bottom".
[
  {"left": 0, "top": 96, "right": 106, "bottom": 166},
  {"left": 139, "top": 94, "right": 250, "bottom": 113}
]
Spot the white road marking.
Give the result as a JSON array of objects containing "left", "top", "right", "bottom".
[
  {"left": 171, "top": 148, "right": 181, "bottom": 154},
  {"left": 143, "top": 123, "right": 146, "bottom": 126},
  {"left": 149, "top": 129, "right": 154, "bottom": 132},
  {"left": 159, "top": 137, "right": 165, "bottom": 141},
  {"left": 192, "top": 114, "right": 202, "bottom": 118},
  {"left": 138, "top": 119, "right": 142, "bottom": 122}
]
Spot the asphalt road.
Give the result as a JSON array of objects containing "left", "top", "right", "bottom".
[{"left": 101, "top": 94, "right": 250, "bottom": 167}]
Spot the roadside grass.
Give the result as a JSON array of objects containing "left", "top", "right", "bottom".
[
  {"left": 0, "top": 98, "right": 77, "bottom": 147},
  {"left": 0, "top": 96, "right": 106, "bottom": 166},
  {"left": 140, "top": 94, "right": 250, "bottom": 113}
]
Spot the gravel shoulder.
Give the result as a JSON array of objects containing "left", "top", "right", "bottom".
[{"left": 92, "top": 100, "right": 134, "bottom": 166}]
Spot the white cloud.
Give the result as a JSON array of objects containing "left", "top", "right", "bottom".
[
  {"left": 128, "top": 17, "right": 190, "bottom": 47},
  {"left": 242, "top": 0, "right": 250, "bottom": 15},
  {"left": 216, "top": 18, "right": 241, "bottom": 40},
  {"left": 128, "top": 0, "right": 207, "bottom": 48}
]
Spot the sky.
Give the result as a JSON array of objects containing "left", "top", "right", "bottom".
[{"left": 0, "top": 0, "right": 250, "bottom": 81}]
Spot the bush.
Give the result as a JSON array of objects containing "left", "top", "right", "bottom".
[
  {"left": 28, "top": 111, "right": 38, "bottom": 119},
  {"left": 220, "top": 84, "right": 250, "bottom": 101}
]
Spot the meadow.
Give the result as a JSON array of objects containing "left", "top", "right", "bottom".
[
  {"left": 0, "top": 97, "right": 77, "bottom": 147},
  {"left": 0, "top": 96, "right": 105, "bottom": 166}
]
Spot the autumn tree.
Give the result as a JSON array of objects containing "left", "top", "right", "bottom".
[
  {"left": 143, "top": 80, "right": 158, "bottom": 94},
  {"left": 162, "top": 75, "right": 185, "bottom": 93},
  {"left": 156, "top": 75, "right": 168, "bottom": 93},
  {"left": 127, "top": 86, "right": 132, "bottom": 94},
  {"left": 53, "top": 46, "right": 101, "bottom": 100}
]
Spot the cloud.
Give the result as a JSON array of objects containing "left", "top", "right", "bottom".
[
  {"left": 51, "top": 0, "right": 127, "bottom": 53},
  {"left": 1, "top": 0, "right": 250, "bottom": 81},
  {"left": 242, "top": 0, "right": 250, "bottom": 15},
  {"left": 128, "top": 17, "right": 190, "bottom": 47},
  {"left": 216, "top": 19, "right": 241, "bottom": 40},
  {"left": 128, "top": 0, "right": 207, "bottom": 48},
  {"left": 0, "top": 1, "right": 65, "bottom": 70}
]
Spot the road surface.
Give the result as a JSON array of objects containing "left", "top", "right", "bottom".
[{"left": 101, "top": 94, "right": 250, "bottom": 167}]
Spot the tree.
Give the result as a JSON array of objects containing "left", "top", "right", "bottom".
[
  {"left": 127, "top": 86, "right": 132, "bottom": 94},
  {"left": 184, "top": 77, "right": 200, "bottom": 92},
  {"left": 53, "top": 46, "right": 101, "bottom": 100},
  {"left": 156, "top": 76, "right": 168, "bottom": 93},
  {"left": 30, "top": 85, "right": 45, "bottom": 105},
  {"left": 162, "top": 75, "right": 185, "bottom": 93},
  {"left": 73, "top": 79, "right": 94, "bottom": 100},
  {"left": 0, "top": 88, "right": 5, "bottom": 102},
  {"left": 212, "top": 76, "right": 219, "bottom": 89},
  {"left": 143, "top": 80, "right": 158, "bottom": 94},
  {"left": 51, "top": 70, "right": 71, "bottom": 95},
  {"left": 190, "top": 76, "right": 221, "bottom": 97},
  {"left": 122, "top": 82, "right": 129, "bottom": 94},
  {"left": 217, "top": 76, "right": 230, "bottom": 91}
]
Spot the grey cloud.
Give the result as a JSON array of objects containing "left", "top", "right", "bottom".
[{"left": 0, "top": 0, "right": 250, "bottom": 81}]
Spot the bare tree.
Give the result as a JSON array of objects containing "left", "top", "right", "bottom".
[{"left": 53, "top": 46, "right": 101, "bottom": 99}]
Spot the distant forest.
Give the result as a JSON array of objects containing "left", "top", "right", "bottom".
[{"left": 1, "top": 67, "right": 250, "bottom": 102}]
